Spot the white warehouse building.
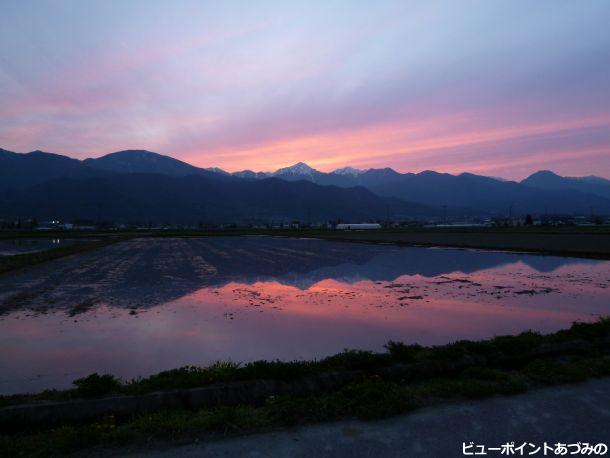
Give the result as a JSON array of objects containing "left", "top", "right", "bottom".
[{"left": 335, "top": 223, "right": 382, "bottom": 230}]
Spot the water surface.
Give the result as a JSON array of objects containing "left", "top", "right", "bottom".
[
  {"left": 0, "top": 236, "right": 608, "bottom": 394},
  {"left": 0, "top": 238, "right": 92, "bottom": 256}
]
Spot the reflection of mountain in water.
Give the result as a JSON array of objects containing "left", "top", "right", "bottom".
[
  {"left": 0, "top": 236, "right": 600, "bottom": 313},
  {"left": 272, "top": 248, "right": 599, "bottom": 289},
  {"left": 516, "top": 255, "right": 598, "bottom": 273}
]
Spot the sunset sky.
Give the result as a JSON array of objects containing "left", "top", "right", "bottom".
[{"left": 1, "top": 0, "right": 609, "bottom": 179}]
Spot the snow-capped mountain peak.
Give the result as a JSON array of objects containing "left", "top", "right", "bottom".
[
  {"left": 332, "top": 166, "right": 366, "bottom": 177},
  {"left": 204, "top": 167, "right": 230, "bottom": 175},
  {"left": 273, "top": 162, "right": 317, "bottom": 177},
  {"left": 232, "top": 169, "right": 270, "bottom": 179},
  {"left": 485, "top": 175, "right": 510, "bottom": 182}
]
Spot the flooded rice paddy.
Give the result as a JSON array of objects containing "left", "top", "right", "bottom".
[
  {"left": 0, "top": 238, "right": 92, "bottom": 256},
  {"left": 0, "top": 236, "right": 609, "bottom": 394}
]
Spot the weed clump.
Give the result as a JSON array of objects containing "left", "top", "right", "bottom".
[
  {"left": 384, "top": 341, "right": 423, "bottom": 362},
  {"left": 523, "top": 357, "right": 610, "bottom": 385},
  {"left": 320, "top": 350, "right": 391, "bottom": 372},
  {"left": 125, "top": 362, "right": 241, "bottom": 394},
  {"left": 73, "top": 374, "right": 121, "bottom": 398},
  {"left": 267, "top": 380, "right": 419, "bottom": 424},
  {"left": 238, "top": 359, "right": 317, "bottom": 381},
  {"left": 553, "top": 318, "right": 610, "bottom": 342}
]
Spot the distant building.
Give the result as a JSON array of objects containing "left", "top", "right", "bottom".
[
  {"left": 38, "top": 220, "right": 62, "bottom": 230},
  {"left": 426, "top": 222, "right": 491, "bottom": 228},
  {"left": 336, "top": 223, "right": 382, "bottom": 230}
]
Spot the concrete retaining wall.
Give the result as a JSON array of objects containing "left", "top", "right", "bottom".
[{"left": 0, "top": 370, "right": 365, "bottom": 428}]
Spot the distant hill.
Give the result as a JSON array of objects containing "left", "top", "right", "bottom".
[
  {"left": 0, "top": 148, "right": 109, "bottom": 189},
  {"left": 521, "top": 170, "right": 610, "bottom": 200},
  {"left": 83, "top": 150, "right": 208, "bottom": 176},
  {"left": 363, "top": 170, "right": 610, "bottom": 215},
  {"left": 0, "top": 173, "right": 441, "bottom": 223}
]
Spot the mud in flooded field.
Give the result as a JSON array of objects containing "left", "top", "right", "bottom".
[{"left": 0, "top": 236, "right": 609, "bottom": 394}]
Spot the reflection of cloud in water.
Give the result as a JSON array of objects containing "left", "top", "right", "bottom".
[{"left": 0, "top": 236, "right": 606, "bottom": 313}]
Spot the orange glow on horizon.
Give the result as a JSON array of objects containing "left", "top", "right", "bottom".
[{"left": 181, "top": 112, "right": 610, "bottom": 178}]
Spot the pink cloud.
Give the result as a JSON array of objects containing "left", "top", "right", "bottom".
[{"left": 179, "top": 110, "right": 610, "bottom": 179}]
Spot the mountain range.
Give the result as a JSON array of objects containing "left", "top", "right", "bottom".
[{"left": 1, "top": 147, "right": 609, "bottom": 223}]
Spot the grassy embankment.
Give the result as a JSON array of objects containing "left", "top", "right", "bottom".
[{"left": 2, "top": 319, "right": 610, "bottom": 456}]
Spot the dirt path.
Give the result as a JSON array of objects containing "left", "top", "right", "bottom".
[{"left": 117, "top": 378, "right": 610, "bottom": 458}]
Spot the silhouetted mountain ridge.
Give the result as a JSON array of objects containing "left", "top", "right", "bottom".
[
  {"left": 0, "top": 172, "right": 440, "bottom": 223},
  {"left": 521, "top": 170, "right": 610, "bottom": 200},
  {"left": 0, "top": 148, "right": 110, "bottom": 189},
  {"left": 83, "top": 149, "right": 212, "bottom": 177},
  {"left": 1, "top": 147, "right": 609, "bottom": 217}
]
